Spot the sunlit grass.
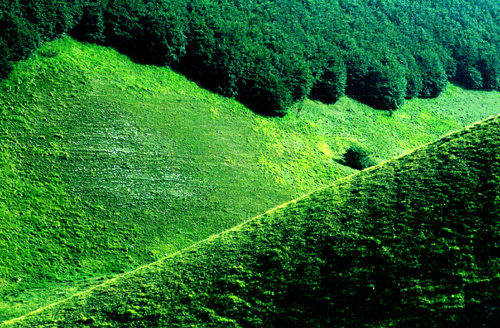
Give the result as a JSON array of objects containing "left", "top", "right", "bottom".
[
  {"left": 0, "top": 36, "right": 499, "bottom": 322},
  {"left": 5, "top": 114, "right": 500, "bottom": 327}
]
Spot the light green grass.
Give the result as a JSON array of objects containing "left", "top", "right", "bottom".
[
  {"left": 4, "top": 114, "right": 499, "bottom": 327},
  {"left": 0, "top": 36, "right": 499, "bottom": 322},
  {"left": 249, "top": 83, "right": 500, "bottom": 193}
]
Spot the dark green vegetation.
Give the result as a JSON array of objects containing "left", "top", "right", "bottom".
[
  {"left": 2, "top": 0, "right": 500, "bottom": 115},
  {"left": 3, "top": 114, "right": 500, "bottom": 327},
  {"left": 342, "top": 145, "right": 377, "bottom": 170},
  {"left": 1, "top": 37, "right": 500, "bottom": 323}
]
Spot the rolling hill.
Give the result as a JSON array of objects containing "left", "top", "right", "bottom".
[
  {"left": 1, "top": 36, "right": 500, "bottom": 323},
  {"left": 3, "top": 112, "right": 500, "bottom": 327}
]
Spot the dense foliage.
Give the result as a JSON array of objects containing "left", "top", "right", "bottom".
[
  {"left": 1, "top": 0, "right": 500, "bottom": 114},
  {"left": 343, "top": 145, "right": 377, "bottom": 170},
  {"left": 5, "top": 114, "right": 500, "bottom": 327}
]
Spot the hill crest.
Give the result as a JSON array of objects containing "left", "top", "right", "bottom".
[{"left": 4, "top": 114, "right": 500, "bottom": 327}]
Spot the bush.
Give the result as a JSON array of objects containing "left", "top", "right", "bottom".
[{"left": 343, "top": 145, "right": 377, "bottom": 170}]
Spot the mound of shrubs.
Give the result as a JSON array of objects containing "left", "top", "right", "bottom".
[{"left": 343, "top": 145, "right": 377, "bottom": 170}]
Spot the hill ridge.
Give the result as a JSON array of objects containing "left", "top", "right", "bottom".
[
  {"left": 3, "top": 113, "right": 500, "bottom": 327},
  {"left": 3, "top": 36, "right": 500, "bottom": 322}
]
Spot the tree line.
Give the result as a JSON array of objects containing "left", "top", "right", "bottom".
[{"left": 1, "top": 0, "right": 500, "bottom": 116}]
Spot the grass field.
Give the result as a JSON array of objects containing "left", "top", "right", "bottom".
[
  {"left": 3, "top": 112, "right": 499, "bottom": 327},
  {"left": 1, "top": 36, "right": 500, "bottom": 322}
]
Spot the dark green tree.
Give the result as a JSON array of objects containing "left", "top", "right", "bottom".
[
  {"left": 104, "top": 0, "right": 145, "bottom": 52},
  {"left": 237, "top": 49, "right": 295, "bottom": 117},
  {"left": 310, "top": 50, "right": 347, "bottom": 104},
  {"left": 2, "top": 15, "right": 38, "bottom": 61},
  {"left": 346, "top": 48, "right": 407, "bottom": 112},
  {"left": 181, "top": 9, "right": 219, "bottom": 82},
  {"left": 70, "top": 0, "right": 107, "bottom": 43},
  {"left": 0, "top": 38, "right": 12, "bottom": 79},
  {"left": 415, "top": 50, "right": 448, "bottom": 98},
  {"left": 279, "top": 53, "right": 315, "bottom": 104},
  {"left": 141, "top": 0, "right": 189, "bottom": 66},
  {"left": 396, "top": 50, "right": 423, "bottom": 100},
  {"left": 20, "top": 0, "right": 73, "bottom": 42},
  {"left": 456, "top": 64, "right": 483, "bottom": 89},
  {"left": 477, "top": 50, "right": 500, "bottom": 91}
]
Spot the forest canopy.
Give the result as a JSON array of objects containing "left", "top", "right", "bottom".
[{"left": 1, "top": 0, "right": 500, "bottom": 116}]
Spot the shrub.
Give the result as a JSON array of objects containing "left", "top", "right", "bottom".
[{"left": 343, "top": 145, "right": 377, "bottom": 170}]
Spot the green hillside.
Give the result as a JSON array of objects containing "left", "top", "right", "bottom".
[
  {"left": 3, "top": 0, "right": 500, "bottom": 115},
  {"left": 3, "top": 112, "right": 500, "bottom": 327},
  {"left": 1, "top": 37, "right": 500, "bottom": 322}
]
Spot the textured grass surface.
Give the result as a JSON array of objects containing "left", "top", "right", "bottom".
[
  {"left": 1, "top": 36, "right": 500, "bottom": 322},
  {"left": 4, "top": 114, "right": 500, "bottom": 327}
]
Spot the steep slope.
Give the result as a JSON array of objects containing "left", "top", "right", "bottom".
[
  {"left": 1, "top": 36, "right": 500, "bottom": 322},
  {"left": 4, "top": 115, "right": 500, "bottom": 327},
  {"left": 0, "top": 36, "right": 318, "bottom": 321}
]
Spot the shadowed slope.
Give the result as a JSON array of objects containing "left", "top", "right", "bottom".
[{"left": 4, "top": 115, "right": 500, "bottom": 327}]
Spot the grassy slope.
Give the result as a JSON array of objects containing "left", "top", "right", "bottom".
[
  {"left": 4, "top": 114, "right": 500, "bottom": 328},
  {"left": 0, "top": 36, "right": 499, "bottom": 321}
]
